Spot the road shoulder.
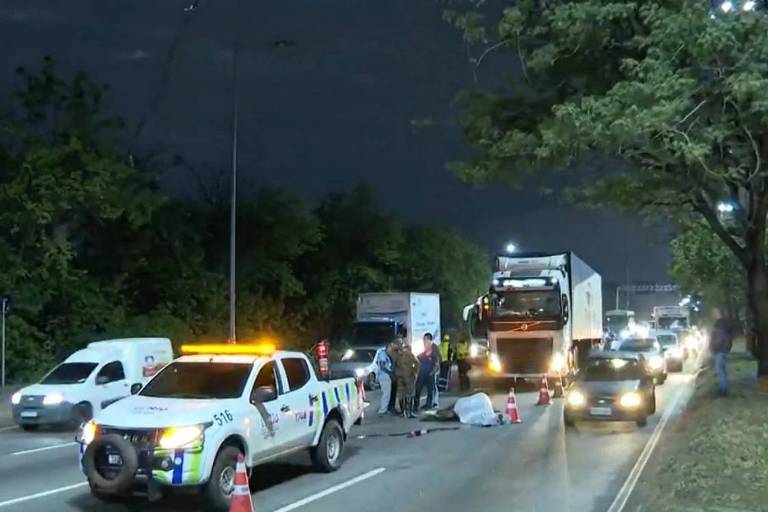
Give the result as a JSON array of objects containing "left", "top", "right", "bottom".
[{"left": 624, "top": 353, "right": 768, "bottom": 512}]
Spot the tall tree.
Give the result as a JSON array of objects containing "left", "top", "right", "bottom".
[{"left": 444, "top": 1, "right": 768, "bottom": 381}]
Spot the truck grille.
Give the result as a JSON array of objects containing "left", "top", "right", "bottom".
[
  {"left": 496, "top": 338, "right": 553, "bottom": 374},
  {"left": 101, "top": 427, "right": 159, "bottom": 450}
]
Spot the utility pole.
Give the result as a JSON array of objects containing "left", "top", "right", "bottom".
[
  {"left": 228, "top": 45, "right": 239, "bottom": 344},
  {"left": 1, "top": 297, "right": 7, "bottom": 388}
]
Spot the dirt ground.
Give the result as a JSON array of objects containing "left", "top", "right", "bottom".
[{"left": 626, "top": 352, "right": 768, "bottom": 512}]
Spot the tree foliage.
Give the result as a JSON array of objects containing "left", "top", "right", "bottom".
[
  {"left": 443, "top": 0, "right": 768, "bottom": 375},
  {"left": 0, "top": 59, "right": 490, "bottom": 382}
]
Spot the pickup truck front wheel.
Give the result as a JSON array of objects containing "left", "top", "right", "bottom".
[
  {"left": 311, "top": 419, "right": 344, "bottom": 472},
  {"left": 202, "top": 445, "right": 241, "bottom": 512}
]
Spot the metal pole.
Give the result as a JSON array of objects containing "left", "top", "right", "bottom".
[
  {"left": 615, "top": 286, "right": 620, "bottom": 311},
  {"left": 228, "top": 46, "right": 239, "bottom": 344},
  {"left": 1, "top": 298, "right": 6, "bottom": 388}
]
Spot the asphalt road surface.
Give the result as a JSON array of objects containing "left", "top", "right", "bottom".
[{"left": 0, "top": 367, "right": 696, "bottom": 512}]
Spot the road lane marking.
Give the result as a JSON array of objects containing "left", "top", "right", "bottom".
[
  {"left": 0, "top": 425, "right": 18, "bottom": 432},
  {"left": 0, "top": 482, "right": 87, "bottom": 508},
  {"left": 11, "top": 442, "right": 77, "bottom": 456},
  {"left": 606, "top": 386, "right": 687, "bottom": 512},
  {"left": 272, "top": 467, "right": 386, "bottom": 512}
]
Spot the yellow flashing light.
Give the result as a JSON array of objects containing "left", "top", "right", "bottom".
[{"left": 180, "top": 343, "right": 277, "bottom": 356}]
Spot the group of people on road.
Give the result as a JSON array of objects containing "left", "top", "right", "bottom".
[{"left": 375, "top": 332, "right": 470, "bottom": 418}]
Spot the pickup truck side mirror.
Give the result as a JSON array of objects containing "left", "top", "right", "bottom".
[
  {"left": 251, "top": 385, "right": 277, "bottom": 404},
  {"left": 130, "top": 383, "right": 143, "bottom": 395}
]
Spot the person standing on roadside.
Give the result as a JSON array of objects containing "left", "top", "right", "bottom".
[
  {"left": 414, "top": 333, "right": 440, "bottom": 412},
  {"left": 438, "top": 334, "right": 452, "bottom": 392},
  {"left": 455, "top": 335, "right": 471, "bottom": 392},
  {"left": 395, "top": 340, "right": 419, "bottom": 418},
  {"left": 710, "top": 311, "right": 733, "bottom": 396},
  {"left": 375, "top": 343, "right": 394, "bottom": 416}
]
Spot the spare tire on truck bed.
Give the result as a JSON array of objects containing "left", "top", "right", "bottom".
[{"left": 83, "top": 433, "right": 139, "bottom": 496}]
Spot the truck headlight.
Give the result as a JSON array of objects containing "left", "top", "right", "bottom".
[
  {"left": 354, "top": 367, "right": 366, "bottom": 378},
  {"left": 159, "top": 425, "right": 204, "bottom": 449},
  {"left": 648, "top": 356, "right": 664, "bottom": 370},
  {"left": 42, "top": 393, "right": 64, "bottom": 405},
  {"left": 11, "top": 392, "right": 21, "bottom": 405},
  {"left": 567, "top": 390, "right": 586, "bottom": 408},
  {"left": 81, "top": 420, "right": 98, "bottom": 445},
  {"left": 470, "top": 343, "right": 479, "bottom": 358},
  {"left": 550, "top": 353, "right": 566, "bottom": 373},
  {"left": 619, "top": 392, "right": 642, "bottom": 408},
  {"left": 488, "top": 353, "right": 502, "bottom": 373}
]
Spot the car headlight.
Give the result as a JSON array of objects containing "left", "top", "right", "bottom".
[
  {"left": 470, "top": 343, "right": 479, "bottom": 358},
  {"left": 566, "top": 390, "right": 586, "bottom": 408},
  {"left": 11, "top": 392, "right": 21, "bottom": 405},
  {"left": 341, "top": 349, "right": 354, "bottom": 361},
  {"left": 81, "top": 420, "right": 98, "bottom": 445},
  {"left": 550, "top": 353, "right": 566, "bottom": 373},
  {"left": 158, "top": 425, "right": 204, "bottom": 449},
  {"left": 488, "top": 353, "right": 502, "bottom": 373},
  {"left": 648, "top": 356, "right": 664, "bottom": 370},
  {"left": 619, "top": 392, "right": 642, "bottom": 408},
  {"left": 354, "top": 367, "right": 367, "bottom": 378},
  {"left": 42, "top": 393, "right": 64, "bottom": 405}
]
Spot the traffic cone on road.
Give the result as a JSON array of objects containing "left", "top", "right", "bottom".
[
  {"left": 506, "top": 388, "right": 522, "bottom": 423},
  {"left": 536, "top": 376, "right": 552, "bottom": 406},
  {"left": 553, "top": 375, "right": 564, "bottom": 398},
  {"left": 230, "top": 453, "right": 254, "bottom": 512}
]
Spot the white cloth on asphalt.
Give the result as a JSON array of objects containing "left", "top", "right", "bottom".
[
  {"left": 378, "top": 372, "right": 392, "bottom": 414},
  {"left": 453, "top": 393, "right": 508, "bottom": 426}
]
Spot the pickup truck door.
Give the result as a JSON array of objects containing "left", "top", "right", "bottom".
[
  {"left": 275, "top": 356, "right": 318, "bottom": 449},
  {"left": 247, "top": 360, "right": 287, "bottom": 463}
]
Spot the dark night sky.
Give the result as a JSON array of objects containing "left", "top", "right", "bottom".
[{"left": 0, "top": 0, "right": 671, "bottom": 284}]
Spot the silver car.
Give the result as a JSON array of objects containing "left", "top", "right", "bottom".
[{"left": 331, "top": 347, "right": 382, "bottom": 390}]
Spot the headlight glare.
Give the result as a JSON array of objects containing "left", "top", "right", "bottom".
[
  {"left": 354, "top": 367, "right": 366, "bottom": 378},
  {"left": 550, "top": 353, "right": 566, "bottom": 373},
  {"left": 81, "top": 421, "right": 98, "bottom": 444},
  {"left": 488, "top": 353, "right": 502, "bottom": 373},
  {"left": 11, "top": 392, "right": 21, "bottom": 405},
  {"left": 649, "top": 356, "right": 664, "bottom": 370},
  {"left": 619, "top": 392, "right": 642, "bottom": 408},
  {"left": 567, "top": 390, "right": 586, "bottom": 408},
  {"left": 341, "top": 349, "right": 354, "bottom": 361},
  {"left": 42, "top": 393, "right": 64, "bottom": 405},
  {"left": 159, "top": 425, "right": 204, "bottom": 449}
]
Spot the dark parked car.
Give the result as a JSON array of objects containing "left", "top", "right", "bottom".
[{"left": 564, "top": 351, "right": 656, "bottom": 428}]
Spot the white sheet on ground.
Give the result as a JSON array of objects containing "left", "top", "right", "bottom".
[{"left": 453, "top": 393, "right": 509, "bottom": 426}]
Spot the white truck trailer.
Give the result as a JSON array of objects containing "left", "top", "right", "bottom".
[{"left": 352, "top": 292, "right": 440, "bottom": 353}]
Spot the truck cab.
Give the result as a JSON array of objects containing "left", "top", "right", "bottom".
[{"left": 78, "top": 343, "right": 364, "bottom": 511}]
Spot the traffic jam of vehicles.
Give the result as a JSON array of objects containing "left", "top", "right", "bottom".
[{"left": 5, "top": 252, "right": 704, "bottom": 510}]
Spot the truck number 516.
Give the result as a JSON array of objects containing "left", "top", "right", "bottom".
[{"left": 214, "top": 410, "right": 234, "bottom": 426}]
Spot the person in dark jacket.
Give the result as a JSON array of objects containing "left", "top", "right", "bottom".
[
  {"left": 710, "top": 313, "right": 733, "bottom": 396},
  {"left": 414, "top": 333, "right": 440, "bottom": 412}
]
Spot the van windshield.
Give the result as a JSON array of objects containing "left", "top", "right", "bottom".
[
  {"left": 140, "top": 362, "right": 252, "bottom": 399},
  {"left": 41, "top": 363, "right": 98, "bottom": 384}
]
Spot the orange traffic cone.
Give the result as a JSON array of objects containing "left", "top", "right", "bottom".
[
  {"left": 506, "top": 388, "right": 522, "bottom": 423},
  {"left": 230, "top": 453, "right": 254, "bottom": 512},
  {"left": 553, "top": 375, "right": 564, "bottom": 398},
  {"left": 536, "top": 376, "right": 552, "bottom": 406}
]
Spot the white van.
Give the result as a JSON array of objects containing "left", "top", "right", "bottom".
[{"left": 11, "top": 338, "right": 173, "bottom": 430}]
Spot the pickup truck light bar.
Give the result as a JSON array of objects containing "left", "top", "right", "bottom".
[{"left": 180, "top": 343, "right": 277, "bottom": 355}]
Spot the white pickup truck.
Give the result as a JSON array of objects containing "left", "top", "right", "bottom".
[{"left": 77, "top": 344, "right": 365, "bottom": 511}]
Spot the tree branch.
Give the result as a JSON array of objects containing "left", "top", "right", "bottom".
[{"left": 693, "top": 193, "right": 748, "bottom": 267}]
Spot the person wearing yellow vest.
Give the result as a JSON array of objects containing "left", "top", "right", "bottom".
[
  {"left": 438, "top": 334, "right": 452, "bottom": 391},
  {"left": 455, "top": 336, "right": 471, "bottom": 392}
]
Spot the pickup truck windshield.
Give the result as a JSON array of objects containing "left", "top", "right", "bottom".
[
  {"left": 657, "top": 317, "right": 688, "bottom": 329},
  {"left": 41, "top": 362, "right": 98, "bottom": 384},
  {"left": 584, "top": 358, "right": 644, "bottom": 381},
  {"left": 140, "top": 362, "right": 252, "bottom": 399},
  {"left": 493, "top": 290, "right": 560, "bottom": 319}
]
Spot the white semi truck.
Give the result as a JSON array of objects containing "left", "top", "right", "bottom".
[
  {"left": 652, "top": 306, "right": 690, "bottom": 331},
  {"left": 352, "top": 292, "right": 440, "bottom": 354},
  {"left": 473, "top": 252, "right": 602, "bottom": 380}
]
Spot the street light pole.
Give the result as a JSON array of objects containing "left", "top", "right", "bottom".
[
  {"left": 228, "top": 46, "right": 239, "bottom": 344},
  {"left": 1, "top": 297, "right": 6, "bottom": 388}
]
